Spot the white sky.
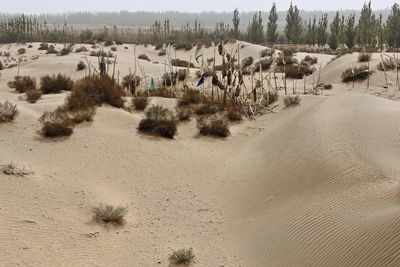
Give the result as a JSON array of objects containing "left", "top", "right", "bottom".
[{"left": 0, "top": 0, "right": 396, "bottom": 13}]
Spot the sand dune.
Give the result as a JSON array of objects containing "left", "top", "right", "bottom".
[{"left": 1, "top": 42, "right": 400, "bottom": 266}]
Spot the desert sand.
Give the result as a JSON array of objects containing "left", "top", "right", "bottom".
[{"left": 1, "top": 42, "right": 400, "bottom": 266}]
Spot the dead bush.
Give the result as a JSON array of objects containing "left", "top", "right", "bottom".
[
  {"left": 104, "top": 39, "right": 114, "bottom": 46},
  {"left": 227, "top": 107, "right": 243, "bottom": 121},
  {"left": 197, "top": 116, "right": 230, "bottom": 137},
  {"left": 284, "top": 95, "right": 301, "bottom": 107},
  {"left": 0, "top": 163, "right": 33, "bottom": 176},
  {"left": 341, "top": 65, "right": 372, "bottom": 82},
  {"left": 39, "top": 109, "right": 73, "bottom": 137},
  {"left": 70, "top": 107, "right": 96, "bottom": 124},
  {"left": 59, "top": 45, "right": 72, "bottom": 56},
  {"left": 25, "top": 89, "right": 42, "bottom": 103},
  {"left": 285, "top": 63, "right": 314, "bottom": 79},
  {"left": 75, "top": 46, "right": 88, "bottom": 53},
  {"left": 162, "top": 73, "right": 177, "bottom": 86},
  {"left": 122, "top": 75, "right": 141, "bottom": 93},
  {"left": 138, "top": 106, "right": 177, "bottom": 138},
  {"left": 195, "top": 103, "right": 219, "bottom": 116},
  {"left": 174, "top": 43, "right": 193, "bottom": 51},
  {"left": 138, "top": 54, "right": 150, "bottom": 61},
  {"left": 358, "top": 52, "right": 371, "bottom": 62},
  {"left": 40, "top": 74, "right": 74, "bottom": 94},
  {"left": 261, "top": 48, "right": 273, "bottom": 57},
  {"left": 178, "top": 89, "right": 202, "bottom": 106},
  {"left": 154, "top": 43, "right": 163, "bottom": 50},
  {"left": 18, "top": 48, "right": 26, "bottom": 55},
  {"left": 0, "top": 101, "right": 18, "bottom": 122},
  {"left": 77, "top": 61, "right": 86, "bottom": 71},
  {"left": 303, "top": 55, "right": 318, "bottom": 64},
  {"left": 92, "top": 204, "right": 127, "bottom": 226},
  {"left": 263, "top": 91, "right": 278, "bottom": 105},
  {"left": 132, "top": 96, "right": 151, "bottom": 111},
  {"left": 171, "top": 59, "right": 195, "bottom": 68},
  {"left": 111, "top": 47, "right": 117, "bottom": 52},
  {"left": 242, "top": 56, "right": 254, "bottom": 68},
  {"left": 46, "top": 45, "right": 58, "bottom": 54},
  {"left": 169, "top": 248, "right": 196, "bottom": 265},
  {"left": 158, "top": 49, "right": 166, "bottom": 56},
  {"left": 175, "top": 107, "right": 192, "bottom": 121},
  {"left": 8, "top": 76, "right": 36, "bottom": 93},
  {"left": 38, "top": 43, "right": 49, "bottom": 50},
  {"left": 377, "top": 59, "right": 398, "bottom": 71},
  {"left": 177, "top": 69, "right": 187, "bottom": 81},
  {"left": 66, "top": 76, "right": 125, "bottom": 110},
  {"left": 254, "top": 58, "right": 273, "bottom": 72}
]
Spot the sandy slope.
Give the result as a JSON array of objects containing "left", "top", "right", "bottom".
[{"left": 1, "top": 43, "right": 400, "bottom": 266}]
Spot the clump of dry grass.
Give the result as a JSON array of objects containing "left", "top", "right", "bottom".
[
  {"left": 171, "top": 59, "right": 195, "bottom": 68},
  {"left": 77, "top": 61, "right": 86, "bottom": 71},
  {"left": 358, "top": 52, "right": 371, "bottom": 62},
  {"left": 46, "top": 45, "right": 58, "bottom": 54},
  {"left": 284, "top": 95, "right": 301, "bottom": 107},
  {"left": 242, "top": 56, "right": 254, "bottom": 69},
  {"left": 377, "top": 59, "right": 399, "bottom": 71},
  {"left": 154, "top": 43, "right": 163, "bottom": 50},
  {"left": 75, "top": 46, "right": 88, "bottom": 53},
  {"left": 0, "top": 162, "right": 33, "bottom": 176},
  {"left": 70, "top": 107, "right": 96, "bottom": 124},
  {"left": 8, "top": 76, "right": 36, "bottom": 93},
  {"left": 303, "top": 55, "right": 318, "bottom": 64},
  {"left": 175, "top": 107, "right": 192, "bottom": 121},
  {"left": 90, "top": 50, "right": 113, "bottom": 58},
  {"left": 122, "top": 75, "right": 141, "bottom": 93},
  {"left": 66, "top": 76, "right": 125, "bottom": 111},
  {"left": 92, "top": 204, "right": 127, "bottom": 226},
  {"left": 341, "top": 65, "right": 372, "bottom": 82},
  {"left": 173, "top": 43, "right": 193, "bottom": 51},
  {"left": 138, "top": 54, "right": 150, "bottom": 61},
  {"left": 195, "top": 103, "right": 219, "bottom": 116},
  {"left": 169, "top": 248, "right": 196, "bottom": 265},
  {"left": 110, "top": 47, "right": 117, "bottom": 52},
  {"left": 25, "top": 89, "right": 42, "bottom": 103},
  {"left": 138, "top": 105, "right": 177, "bottom": 139},
  {"left": 158, "top": 49, "right": 167, "bottom": 56},
  {"left": 18, "top": 48, "right": 26, "bottom": 55},
  {"left": 132, "top": 96, "right": 151, "bottom": 111},
  {"left": 197, "top": 116, "right": 230, "bottom": 137},
  {"left": 226, "top": 107, "right": 243, "bottom": 121},
  {"left": 40, "top": 74, "right": 74, "bottom": 94},
  {"left": 285, "top": 63, "right": 314, "bottom": 79},
  {"left": 0, "top": 101, "right": 18, "bottom": 122},
  {"left": 177, "top": 69, "right": 187, "bottom": 81},
  {"left": 162, "top": 73, "right": 177, "bottom": 86},
  {"left": 59, "top": 45, "right": 72, "bottom": 56},
  {"left": 39, "top": 109, "right": 73, "bottom": 137},
  {"left": 38, "top": 43, "right": 49, "bottom": 50},
  {"left": 263, "top": 91, "right": 278, "bottom": 105},
  {"left": 178, "top": 89, "right": 202, "bottom": 106},
  {"left": 254, "top": 58, "right": 273, "bottom": 72}
]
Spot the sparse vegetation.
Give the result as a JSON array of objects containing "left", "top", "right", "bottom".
[
  {"left": 0, "top": 163, "right": 33, "bottom": 176},
  {"left": 341, "top": 65, "right": 372, "bottom": 82},
  {"left": 40, "top": 74, "right": 74, "bottom": 94},
  {"left": 138, "top": 105, "right": 177, "bottom": 138},
  {"left": 77, "top": 61, "right": 86, "bottom": 71},
  {"left": 39, "top": 109, "right": 73, "bottom": 137},
  {"left": 0, "top": 101, "right": 18, "bottom": 122},
  {"left": 169, "top": 248, "right": 196, "bottom": 265},
  {"left": 284, "top": 95, "right": 301, "bottom": 107},
  {"left": 197, "top": 116, "right": 230, "bottom": 137},
  {"left": 227, "top": 107, "right": 243, "bottom": 121},
  {"left": 25, "top": 89, "right": 42, "bottom": 103},
  {"left": 138, "top": 54, "right": 150, "bottom": 61},
  {"left": 46, "top": 45, "right": 58, "bottom": 54},
  {"left": 377, "top": 59, "right": 399, "bottom": 71},
  {"left": 358, "top": 52, "right": 371, "bottom": 62},
  {"left": 171, "top": 59, "right": 195, "bottom": 68},
  {"left": 242, "top": 56, "right": 254, "bottom": 68},
  {"left": 38, "top": 43, "right": 49, "bottom": 50},
  {"left": 195, "top": 103, "right": 218, "bottom": 116},
  {"left": 8, "top": 76, "right": 36, "bottom": 93},
  {"left": 132, "top": 96, "right": 151, "bottom": 111},
  {"left": 92, "top": 204, "right": 127, "bottom": 226},
  {"left": 176, "top": 107, "right": 192, "bottom": 121},
  {"left": 18, "top": 48, "right": 26, "bottom": 54},
  {"left": 70, "top": 107, "right": 96, "bottom": 124},
  {"left": 122, "top": 74, "right": 141, "bottom": 93}
]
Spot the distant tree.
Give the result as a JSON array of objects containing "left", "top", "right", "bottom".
[
  {"left": 232, "top": 8, "right": 240, "bottom": 39},
  {"left": 328, "top": 11, "right": 341, "bottom": 50},
  {"left": 358, "top": 1, "right": 376, "bottom": 47},
  {"left": 247, "top": 11, "right": 264, "bottom": 43},
  {"left": 386, "top": 3, "right": 400, "bottom": 48},
  {"left": 285, "top": 2, "right": 302, "bottom": 44},
  {"left": 316, "top": 13, "right": 328, "bottom": 46},
  {"left": 266, "top": 3, "right": 278, "bottom": 44},
  {"left": 345, "top": 14, "right": 357, "bottom": 49},
  {"left": 305, "top": 16, "right": 317, "bottom": 45}
]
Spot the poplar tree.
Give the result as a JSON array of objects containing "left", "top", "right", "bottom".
[
  {"left": 285, "top": 2, "right": 302, "bottom": 44},
  {"left": 266, "top": 3, "right": 278, "bottom": 44}
]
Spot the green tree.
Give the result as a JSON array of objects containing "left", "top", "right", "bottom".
[
  {"left": 316, "top": 13, "right": 328, "bottom": 46},
  {"left": 358, "top": 1, "right": 376, "bottom": 47},
  {"left": 285, "top": 2, "right": 302, "bottom": 44},
  {"left": 232, "top": 8, "right": 240, "bottom": 39},
  {"left": 266, "top": 2, "right": 278, "bottom": 44},
  {"left": 247, "top": 11, "right": 264, "bottom": 43},
  {"left": 328, "top": 11, "right": 341, "bottom": 50},
  {"left": 386, "top": 4, "right": 400, "bottom": 48},
  {"left": 345, "top": 14, "right": 357, "bottom": 48}
]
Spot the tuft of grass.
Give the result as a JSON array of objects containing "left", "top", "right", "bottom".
[
  {"left": 195, "top": 103, "right": 218, "bottom": 116},
  {"left": 0, "top": 101, "right": 18, "bottom": 122},
  {"left": 58, "top": 45, "right": 72, "bottom": 56},
  {"left": 226, "top": 107, "right": 243, "bottom": 122},
  {"left": 158, "top": 49, "right": 167, "bottom": 56},
  {"left": 122, "top": 75, "right": 141, "bottom": 93},
  {"left": 358, "top": 52, "right": 371, "bottom": 62},
  {"left": 77, "top": 61, "right": 86, "bottom": 71},
  {"left": 92, "top": 204, "right": 127, "bottom": 226},
  {"left": 8, "top": 76, "right": 36, "bottom": 93},
  {"left": 0, "top": 163, "right": 33, "bottom": 176},
  {"left": 284, "top": 95, "right": 301, "bottom": 107},
  {"left": 25, "top": 89, "right": 42, "bottom": 103},
  {"left": 169, "top": 248, "right": 196, "bottom": 265},
  {"left": 171, "top": 59, "right": 195, "bottom": 68},
  {"left": 264, "top": 91, "right": 278, "bottom": 105},
  {"left": 38, "top": 43, "right": 49, "bottom": 50},
  {"left": 138, "top": 54, "right": 150, "bottom": 61},
  {"left": 18, "top": 48, "right": 26, "bottom": 55},
  {"left": 176, "top": 107, "right": 192, "bottom": 121},
  {"left": 46, "top": 45, "right": 58, "bottom": 54},
  {"left": 39, "top": 109, "right": 73, "bottom": 137},
  {"left": 178, "top": 89, "right": 202, "bottom": 107},
  {"left": 40, "top": 74, "right": 74, "bottom": 94},
  {"left": 341, "top": 65, "right": 372, "bottom": 83},
  {"left": 70, "top": 107, "right": 96, "bottom": 124},
  {"left": 110, "top": 47, "right": 117, "bottom": 52},
  {"left": 75, "top": 46, "right": 88, "bottom": 53},
  {"left": 285, "top": 63, "right": 314, "bottom": 79},
  {"left": 197, "top": 116, "right": 230, "bottom": 137},
  {"left": 377, "top": 59, "right": 399, "bottom": 71},
  {"left": 132, "top": 96, "right": 151, "bottom": 111},
  {"left": 242, "top": 56, "right": 254, "bottom": 69},
  {"left": 177, "top": 69, "right": 187, "bottom": 81},
  {"left": 138, "top": 105, "right": 177, "bottom": 139}
]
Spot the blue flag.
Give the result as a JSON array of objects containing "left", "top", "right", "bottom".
[{"left": 197, "top": 76, "right": 205, "bottom": 87}]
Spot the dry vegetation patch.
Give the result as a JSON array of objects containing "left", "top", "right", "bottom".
[
  {"left": 169, "top": 248, "right": 196, "bottom": 265},
  {"left": 132, "top": 96, "right": 151, "bottom": 111},
  {"left": 39, "top": 109, "right": 73, "bottom": 137},
  {"left": 0, "top": 163, "right": 33, "bottom": 176},
  {"left": 358, "top": 52, "right": 371, "bottom": 62},
  {"left": 8, "top": 76, "right": 36, "bottom": 93},
  {"left": 197, "top": 116, "right": 230, "bottom": 137},
  {"left": 0, "top": 101, "right": 18, "bottom": 122},
  {"left": 341, "top": 65, "right": 372, "bottom": 82},
  {"left": 92, "top": 204, "right": 127, "bottom": 226},
  {"left": 138, "top": 105, "right": 177, "bottom": 139},
  {"left": 40, "top": 74, "right": 74, "bottom": 94},
  {"left": 25, "top": 89, "right": 42, "bottom": 103},
  {"left": 284, "top": 95, "right": 301, "bottom": 107}
]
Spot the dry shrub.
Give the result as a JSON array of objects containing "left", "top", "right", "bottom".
[
  {"left": 4, "top": 51, "right": 10, "bottom": 57},
  {"left": 242, "top": 56, "right": 254, "bottom": 68},
  {"left": 138, "top": 105, "right": 177, "bottom": 138},
  {"left": 162, "top": 73, "right": 177, "bottom": 86},
  {"left": 169, "top": 248, "right": 196, "bottom": 265},
  {"left": 174, "top": 43, "right": 193, "bottom": 51},
  {"left": 358, "top": 52, "right": 371, "bottom": 62},
  {"left": 284, "top": 95, "right": 301, "bottom": 107},
  {"left": 8, "top": 76, "right": 36, "bottom": 93},
  {"left": 377, "top": 59, "right": 398, "bottom": 71},
  {"left": 40, "top": 74, "right": 74, "bottom": 94},
  {"left": 196, "top": 68, "right": 213, "bottom": 78},
  {"left": 158, "top": 49, "right": 166, "bottom": 56},
  {"left": 176, "top": 107, "right": 192, "bottom": 121},
  {"left": 92, "top": 204, "right": 127, "bottom": 226},
  {"left": 261, "top": 48, "right": 273, "bottom": 57},
  {"left": 282, "top": 47, "right": 296, "bottom": 56},
  {"left": 195, "top": 103, "right": 218, "bottom": 116},
  {"left": 75, "top": 46, "right": 88, "bottom": 53},
  {"left": 104, "top": 39, "right": 114, "bottom": 46},
  {"left": 46, "top": 45, "right": 58, "bottom": 54},
  {"left": 0, "top": 163, "right": 33, "bottom": 176},
  {"left": 285, "top": 63, "right": 314, "bottom": 79},
  {"left": 227, "top": 107, "right": 243, "bottom": 121},
  {"left": 146, "top": 87, "right": 176, "bottom": 98},
  {"left": 122, "top": 74, "right": 141, "bottom": 93},
  {"left": 138, "top": 54, "right": 150, "bottom": 61},
  {"left": 39, "top": 109, "right": 73, "bottom": 137},
  {"left": 264, "top": 91, "right": 278, "bottom": 105},
  {"left": 154, "top": 43, "right": 163, "bottom": 50},
  {"left": 171, "top": 59, "right": 194, "bottom": 68},
  {"left": 66, "top": 76, "right": 125, "bottom": 110},
  {"left": 90, "top": 50, "right": 113, "bottom": 58},
  {"left": 177, "top": 69, "right": 187, "bottom": 81},
  {"left": 25, "top": 89, "right": 42, "bottom": 103},
  {"left": 178, "top": 89, "right": 202, "bottom": 106},
  {"left": 254, "top": 58, "right": 273, "bottom": 72},
  {"left": 38, "top": 43, "right": 49, "bottom": 50},
  {"left": 77, "top": 61, "right": 86, "bottom": 71},
  {"left": 70, "top": 107, "right": 96, "bottom": 124},
  {"left": 341, "top": 65, "right": 372, "bottom": 82},
  {"left": 59, "top": 45, "right": 72, "bottom": 56},
  {"left": 0, "top": 101, "right": 18, "bottom": 122},
  {"left": 0, "top": 61, "right": 3, "bottom": 70},
  {"left": 303, "top": 55, "right": 318, "bottom": 64},
  {"left": 111, "top": 47, "right": 117, "bottom": 52},
  {"left": 132, "top": 96, "right": 151, "bottom": 111},
  {"left": 18, "top": 48, "right": 26, "bottom": 54},
  {"left": 197, "top": 116, "right": 230, "bottom": 137}
]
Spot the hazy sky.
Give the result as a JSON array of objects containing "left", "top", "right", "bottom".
[{"left": 1, "top": 0, "right": 397, "bottom": 13}]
